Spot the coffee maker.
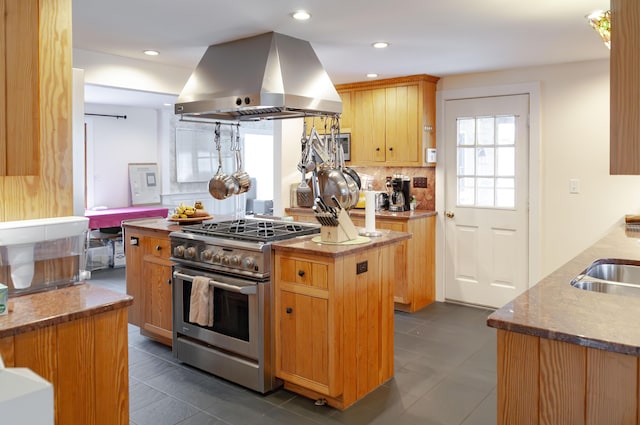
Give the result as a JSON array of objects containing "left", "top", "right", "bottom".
[{"left": 389, "top": 175, "right": 411, "bottom": 212}]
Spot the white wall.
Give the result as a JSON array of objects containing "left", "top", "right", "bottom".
[
  {"left": 439, "top": 58, "right": 640, "bottom": 277},
  {"left": 84, "top": 104, "right": 162, "bottom": 208}
]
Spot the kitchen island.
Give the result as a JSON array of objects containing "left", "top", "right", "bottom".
[
  {"left": 272, "top": 229, "right": 411, "bottom": 410},
  {"left": 285, "top": 207, "right": 435, "bottom": 312},
  {"left": 0, "top": 283, "right": 132, "bottom": 424},
  {"left": 488, "top": 223, "right": 640, "bottom": 424}
]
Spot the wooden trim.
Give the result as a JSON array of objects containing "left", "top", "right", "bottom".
[
  {"left": 336, "top": 74, "right": 440, "bottom": 91},
  {"left": 0, "top": 0, "right": 6, "bottom": 177},
  {"left": 0, "top": 335, "right": 14, "bottom": 366}
]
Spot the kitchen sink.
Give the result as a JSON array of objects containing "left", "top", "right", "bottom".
[{"left": 571, "top": 258, "right": 640, "bottom": 297}]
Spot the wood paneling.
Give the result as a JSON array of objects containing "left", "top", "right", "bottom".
[
  {"left": 57, "top": 316, "right": 95, "bottom": 425},
  {"left": 0, "top": 0, "right": 6, "bottom": 179},
  {"left": 586, "top": 348, "right": 637, "bottom": 425},
  {"left": 498, "top": 330, "right": 640, "bottom": 425},
  {"left": 497, "top": 329, "right": 539, "bottom": 425},
  {"left": 0, "top": 335, "right": 14, "bottom": 366},
  {"left": 2, "top": 308, "right": 129, "bottom": 425},
  {"left": 610, "top": 0, "right": 640, "bottom": 174},
  {"left": 94, "top": 309, "right": 129, "bottom": 425},
  {"left": 5, "top": 0, "right": 39, "bottom": 176},
  {"left": 540, "top": 338, "right": 585, "bottom": 425},
  {"left": 1, "top": 0, "right": 73, "bottom": 219}
]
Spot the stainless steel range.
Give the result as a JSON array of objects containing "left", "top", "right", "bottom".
[{"left": 169, "top": 218, "right": 320, "bottom": 393}]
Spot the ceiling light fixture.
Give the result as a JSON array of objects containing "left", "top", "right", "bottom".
[
  {"left": 587, "top": 10, "right": 611, "bottom": 49},
  {"left": 372, "top": 42, "right": 389, "bottom": 49},
  {"left": 366, "top": 73, "right": 379, "bottom": 78},
  {"left": 292, "top": 10, "right": 311, "bottom": 20},
  {"left": 143, "top": 50, "right": 160, "bottom": 56}
]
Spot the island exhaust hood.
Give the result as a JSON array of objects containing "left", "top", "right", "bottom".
[{"left": 175, "top": 32, "right": 342, "bottom": 121}]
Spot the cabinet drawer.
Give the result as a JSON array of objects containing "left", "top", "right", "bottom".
[
  {"left": 279, "top": 257, "right": 328, "bottom": 290},
  {"left": 144, "top": 237, "right": 171, "bottom": 260}
]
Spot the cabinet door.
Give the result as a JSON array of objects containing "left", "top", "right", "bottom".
[
  {"left": 278, "top": 290, "right": 332, "bottom": 394},
  {"left": 386, "top": 84, "right": 420, "bottom": 164},
  {"left": 376, "top": 220, "right": 409, "bottom": 303},
  {"left": 338, "top": 90, "right": 354, "bottom": 132},
  {"left": 610, "top": 0, "right": 640, "bottom": 174},
  {"left": 141, "top": 236, "right": 173, "bottom": 345},
  {"left": 353, "top": 88, "right": 386, "bottom": 163}
]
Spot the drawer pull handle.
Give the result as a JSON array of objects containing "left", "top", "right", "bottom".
[
  {"left": 298, "top": 270, "right": 305, "bottom": 277},
  {"left": 286, "top": 307, "right": 293, "bottom": 314}
]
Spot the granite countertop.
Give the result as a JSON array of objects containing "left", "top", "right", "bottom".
[
  {"left": 0, "top": 283, "right": 133, "bottom": 338},
  {"left": 271, "top": 229, "right": 411, "bottom": 258},
  {"left": 122, "top": 217, "right": 183, "bottom": 232},
  {"left": 285, "top": 207, "right": 436, "bottom": 221},
  {"left": 488, "top": 224, "right": 640, "bottom": 356}
]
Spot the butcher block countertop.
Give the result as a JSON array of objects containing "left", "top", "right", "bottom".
[
  {"left": 0, "top": 283, "right": 132, "bottom": 338},
  {"left": 271, "top": 229, "right": 411, "bottom": 258},
  {"left": 488, "top": 223, "right": 640, "bottom": 356}
]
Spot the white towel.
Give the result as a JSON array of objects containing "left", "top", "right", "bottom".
[{"left": 189, "top": 276, "right": 213, "bottom": 327}]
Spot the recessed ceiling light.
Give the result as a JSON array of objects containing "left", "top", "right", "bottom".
[
  {"left": 163, "top": 103, "right": 172, "bottom": 107},
  {"left": 143, "top": 50, "right": 159, "bottom": 56},
  {"left": 366, "top": 73, "right": 379, "bottom": 78},
  {"left": 292, "top": 10, "right": 311, "bottom": 20},
  {"left": 372, "top": 42, "right": 389, "bottom": 49}
]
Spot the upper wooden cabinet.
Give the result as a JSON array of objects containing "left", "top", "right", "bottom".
[
  {"left": 1, "top": 0, "right": 41, "bottom": 176},
  {"left": 0, "top": 0, "right": 73, "bottom": 220},
  {"left": 610, "top": 0, "right": 640, "bottom": 174},
  {"left": 336, "top": 74, "right": 439, "bottom": 166}
]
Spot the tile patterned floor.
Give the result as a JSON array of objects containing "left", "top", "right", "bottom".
[{"left": 90, "top": 267, "right": 497, "bottom": 425}]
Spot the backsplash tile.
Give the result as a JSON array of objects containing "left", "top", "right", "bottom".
[{"left": 352, "top": 166, "right": 435, "bottom": 211}]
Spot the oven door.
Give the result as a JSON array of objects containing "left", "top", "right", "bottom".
[{"left": 172, "top": 266, "right": 260, "bottom": 360}]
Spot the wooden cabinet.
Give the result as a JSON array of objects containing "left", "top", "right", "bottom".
[
  {"left": 0, "top": 0, "right": 73, "bottom": 220},
  {"left": 0, "top": 306, "right": 130, "bottom": 425},
  {"left": 497, "top": 329, "right": 640, "bottom": 425},
  {"left": 285, "top": 208, "right": 436, "bottom": 312},
  {"left": 336, "top": 74, "right": 439, "bottom": 166},
  {"left": 274, "top": 244, "right": 396, "bottom": 410},
  {"left": 124, "top": 225, "right": 173, "bottom": 346},
  {"left": 610, "top": 0, "right": 640, "bottom": 174}
]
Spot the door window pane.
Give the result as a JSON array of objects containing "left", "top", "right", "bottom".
[
  {"left": 496, "top": 178, "right": 515, "bottom": 208},
  {"left": 456, "top": 115, "right": 516, "bottom": 208},
  {"left": 476, "top": 147, "right": 494, "bottom": 176},
  {"left": 496, "top": 147, "right": 515, "bottom": 176},
  {"left": 496, "top": 116, "right": 515, "bottom": 145},
  {"left": 457, "top": 177, "right": 475, "bottom": 206},
  {"left": 457, "top": 147, "right": 475, "bottom": 175},
  {"left": 457, "top": 118, "right": 475, "bottom": 146}
]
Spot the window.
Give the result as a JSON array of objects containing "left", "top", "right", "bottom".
[{"left": 456, "top": 115, "right": 516, "bottom": 208}]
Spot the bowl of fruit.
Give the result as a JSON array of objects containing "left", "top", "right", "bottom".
[{"left": 168, "top": 201, "right": 212, "bottom": 223}]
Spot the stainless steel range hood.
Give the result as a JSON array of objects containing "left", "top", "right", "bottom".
[{"left": 175, "top": 32, "right": 342, "bottom": 121}]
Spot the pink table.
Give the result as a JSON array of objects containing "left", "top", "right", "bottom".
[{"left": 84, "top": 206, "right": 169, "bottom": 229}]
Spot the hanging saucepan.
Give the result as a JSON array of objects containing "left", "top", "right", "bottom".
[
  {"left": 317, "top": 164, "right": 351, "bottom": 209},
  {"left": 209, "top": 124, "right": 238, "bottom": 200},
  {"left": 230, "top": 125, "right": 251, "bottom": 194}
]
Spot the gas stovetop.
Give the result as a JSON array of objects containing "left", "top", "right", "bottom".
[{"left": 179, "top": 218, "right": 320, "bottom": 243}]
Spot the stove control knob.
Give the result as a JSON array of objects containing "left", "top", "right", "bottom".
[
  {"left": 201, "top": 249, "right": 213, "bottom": 261},
  {"left": 229, "top": 255, "right": 241, "bottom": 267},
  {"left": 185, "top": 246, "right": 197, "bottom": 260},
  {"left": 221, "top": 255, "right": 230, "bottom": 266},
  {"left": 212, "top": 251, "right": 223, "bottom": 263},
  {"left": 242, "top": 256, "right": 255, "bottom": 270},
  {"left": 173, "top": 245, "right": 185, "bottom": 258}
]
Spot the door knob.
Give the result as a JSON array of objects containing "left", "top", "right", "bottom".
[{"left": 445, "top": 211, "right": 455, "bottom": 218}]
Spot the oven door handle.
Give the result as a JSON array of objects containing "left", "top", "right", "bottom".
[{"left": 173, "top": 271, "right": 257, "bottom": 295}]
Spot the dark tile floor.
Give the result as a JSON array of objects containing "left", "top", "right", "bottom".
[{"left": 90, "top": 267, "right": 497, "bottom": 425}]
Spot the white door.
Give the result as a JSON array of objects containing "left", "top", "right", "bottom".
[{"left": 444, "top": 94, "right": 529, "bottom": 308}]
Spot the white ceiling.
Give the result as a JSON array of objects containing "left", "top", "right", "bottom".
[{"left": 74, "top": 0, "right": 611, "bottom": 108}]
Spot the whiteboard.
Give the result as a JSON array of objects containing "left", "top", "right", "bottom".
[{"left": 128, "top": 163, "right": 161, "bottom": 205}]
